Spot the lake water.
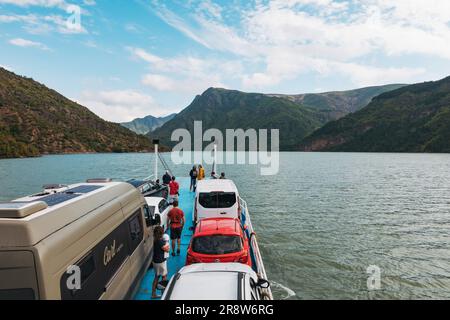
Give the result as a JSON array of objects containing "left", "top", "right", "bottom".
[{"left": 1, "top": 152, "right": 450, "bottom": 300}]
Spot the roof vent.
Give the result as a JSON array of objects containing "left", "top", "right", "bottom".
[
  {"left": 0, "top": 202, "right": 48, "bottom": 219},
  {"left": 43, "top": 184, "right": 68, "bottom": 190},
  {"left": 86, "top": 178, "right": 112, "bottom": 183}
]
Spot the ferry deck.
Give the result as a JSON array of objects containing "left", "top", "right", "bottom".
[
  {"left": 133, "top": 175, "right": 272, "bottom": 300},
  {"left": 134, "top": 177, "right": 194, "bottom": 300}
]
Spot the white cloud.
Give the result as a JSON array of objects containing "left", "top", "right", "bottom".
[
  {"left": 0, "top": 0, "right": 69, "bottom": 9},
  {"left": 9, "top": 37, "right": 49, "bottom": 50},
  {"left": 77, "top": 90, "right": 167, "bottom": 122},
  {"left": 0, "top": 12, "right": 87, "bottom": 34},
  {"left": 332, "top": 62, "right": 426, "bottom": 87},
  {"left": 0, "top": 0, "right": 91, "bottom": 34},
  {"left": 0, "top": 65, "right": 14, "bottom": 71},
  {"left": 0, "top": 14, "right": 21, "bottom": 22},
  {"left": 129, "top": 47, "right": 234, "bottom": 94},
  {"left": 0, "top": 14, "right": 54, "bottom": 34},
  {"left": 142, "top": 74, "right": 176, "bottom": 91},
  {"left": 0, "top": 0, "right": 95, "bottom": 8},
  {"left": 150, "top": 0, "right": 450, "bottom": 90}
]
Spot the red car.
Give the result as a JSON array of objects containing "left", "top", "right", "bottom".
[{"left": 186, "top": 218, "right": 252, "bottom": 267}]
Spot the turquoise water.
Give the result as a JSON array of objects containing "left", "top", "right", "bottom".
[{"left": 1, "top": 152, "right": 450, "bottom": 299}]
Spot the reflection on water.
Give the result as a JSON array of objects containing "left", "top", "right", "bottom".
[{"left": 1, "top": 152, "right": 450, "bottom": 299}]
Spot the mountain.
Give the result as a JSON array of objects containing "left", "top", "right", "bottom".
[
  {"left": 0, "top": 67, "right": 154, "bottom": 158},
  {"left": 150, "top": 85, "right": 405, "bottom": 151},
  {"left": 150, "top": 88, "right": 328, "bottom": 151},
  {"left": 121, "top": 113, "right": 176, "bottom": 135},
  {"left": 270, "top": 84, "right": 406, "bottom": 121},
  {"left": 299, "top": 76, "right": 450, "bottom": 152}
]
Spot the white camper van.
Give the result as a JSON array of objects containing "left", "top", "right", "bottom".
[
  {"left": 194, "top": 180, "right": 240, "bottom": 223},
  {"left": 0, "top": 181, "right": 159, "bottom": 300}
]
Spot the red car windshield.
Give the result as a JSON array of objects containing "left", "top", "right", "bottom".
[{"left": 192, "top": 235, "right": 243, "bottom": 255}]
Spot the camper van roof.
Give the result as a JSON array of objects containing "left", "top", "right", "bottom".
[
  {"left": 196, "top": 179, "right": 239, "bottom": 193},
  {"left": 0, "top": 182, "right": 140, "bottom": 248}
]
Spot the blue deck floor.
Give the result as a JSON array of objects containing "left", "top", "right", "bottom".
[{"left": 134, "top": 177, "right": 194, "bottom": 300}]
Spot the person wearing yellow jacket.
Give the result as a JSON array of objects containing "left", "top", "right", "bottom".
[{"left": 198, "top": 165, "right": 205, "bottom": 181}]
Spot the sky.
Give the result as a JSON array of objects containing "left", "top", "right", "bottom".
[{"left": 1, "top": 0, "right": 450, "bottom": 122}]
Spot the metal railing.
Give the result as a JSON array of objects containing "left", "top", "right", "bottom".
[
  {"left": 239, "top": 197, "right": 273, "bottom": 300},
  {"left": 143, "top": 174, "right": 155, "bottom": 182}
]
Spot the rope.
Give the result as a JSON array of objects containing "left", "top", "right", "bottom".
[{"left": 158, "top": 152, "right": 173, "bottom": 177}]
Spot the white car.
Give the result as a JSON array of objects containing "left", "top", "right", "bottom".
[
  {"left": 194, "top": 179, "right": 240, "bottom": 223},
  {"left": 161, "top": 263, "right": 270, "bottom": 300},
  {"left": 144, "top": 197, "right": 172, "bottom": 231}
]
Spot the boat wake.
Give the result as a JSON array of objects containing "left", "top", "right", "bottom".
[{"left": 271, "top": 281, "right": 296, "bottom": 300}]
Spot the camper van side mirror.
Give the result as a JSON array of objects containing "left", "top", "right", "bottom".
[
  {"left": 152, "top": 213, "right": 161, "bottom": 226},
  {"left": 144, "top": 205, "right": 156, "bottom": 227}
]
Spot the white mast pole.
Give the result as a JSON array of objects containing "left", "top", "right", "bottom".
[
  {"left": 213, "top": 142, "right": 217, "bottom": 175},
  {"left": 153, "top": 139, "right": 159, "bottom": 181}
]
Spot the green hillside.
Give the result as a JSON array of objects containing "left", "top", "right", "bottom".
[
  {"left": 150, "top": 88, "right": 327, "bottom": 151},
  {"left": 271, "top": 84, "right": 406, "bottom": 121},
  {"left": 0, "top": 67, "right": 154, "bottom": 158},
  {"left": 300, "top": 76, "right": 450, "bottom": 152}
]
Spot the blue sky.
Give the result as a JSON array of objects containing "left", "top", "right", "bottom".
[{"left": 1, "top": 0, "right": 450, "bottom": 122}]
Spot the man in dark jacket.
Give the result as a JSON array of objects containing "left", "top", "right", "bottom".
[
  {"left": 162, "top": 171, "right": 171, "bottom": 185},
  {"left": 189, "top": 166, "right": 198, "bottom": 192}
]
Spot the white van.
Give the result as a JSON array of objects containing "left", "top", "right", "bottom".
[{"left": 194, "top": 180, "right": 240, "bottom": 223}]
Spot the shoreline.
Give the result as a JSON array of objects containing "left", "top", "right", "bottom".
[{"left": 2, "top": 150, "right": 450, "bottom": 161}]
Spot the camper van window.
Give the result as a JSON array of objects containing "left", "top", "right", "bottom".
[
  {"left": 128, "top": 211, "right": 144, "bottom": 253},
  {"left": 60, "top": 220, "right": 130, "bottom": 300},
  {"left": 79, "top": 254, "right": 96, "bottom": 284},
  {"left": 199, "top": 192, "right": 237, "bottom": 209}
]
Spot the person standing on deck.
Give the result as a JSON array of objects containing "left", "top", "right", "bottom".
[
  {"left": 151, "top": 226, "right": 169, "bottom": 299},
  {"left": 189, "top": 166, "right": 198, "bottom": 192},
  {"left": 220, "top": 172, "right": 226, "bottom": 179},
  {"left": 198, "top": 165, "right": 205, "bottom": 181},
  {"left": 168, "top": 200, "right": 185, "bottom": 256},
  {"left": 168, "top": 176, "right": 179, "bottom": 203},
  {"left": 162, "top": 171, "right": 171, "bottom": 185}
]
